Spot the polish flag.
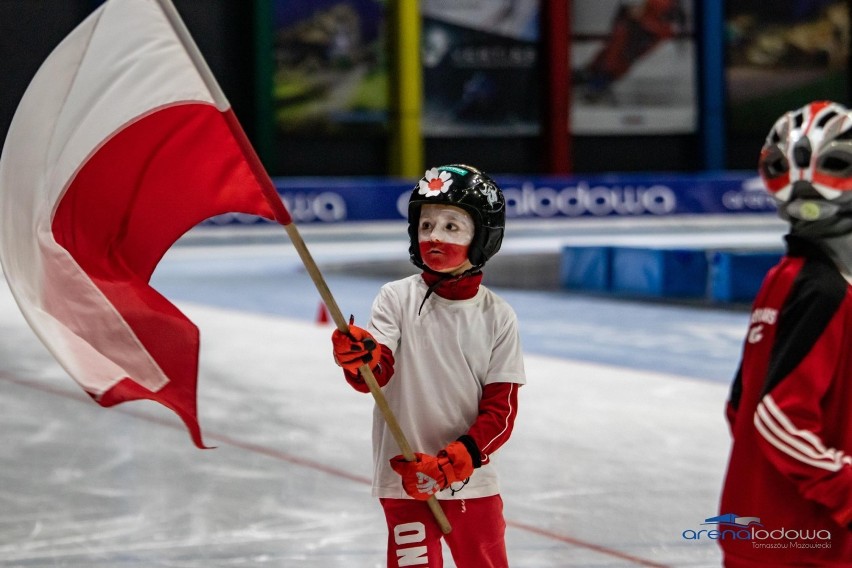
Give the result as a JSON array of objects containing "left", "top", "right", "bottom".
[{"left": 0, "top": 0, "right": 291, "bottom": 447}]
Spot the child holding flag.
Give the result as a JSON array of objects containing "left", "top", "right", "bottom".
[{"left": 331, "top": 164, "right": 525, "bottom": 567}]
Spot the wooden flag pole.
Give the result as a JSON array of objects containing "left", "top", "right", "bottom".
[
  {"left": 155, "top": 0, "right": 452, "bottom": 534},
  {"left": 283, "top": 228, "right": 453, "bottom": 536}
]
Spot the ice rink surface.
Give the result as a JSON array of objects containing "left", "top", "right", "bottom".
[{"left": 0, "top": 215, "right": 788, "bottom": 567}]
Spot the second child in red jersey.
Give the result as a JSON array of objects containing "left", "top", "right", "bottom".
[{"left": 719, "top": 101, "right": 852, "bottom": 567}]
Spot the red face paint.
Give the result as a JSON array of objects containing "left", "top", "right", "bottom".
[
  {"left": 419, "top": 241, "right": 469, "bottom": 272},
  {"left": 417, "top": 204, "right": 474, "bottom": 273}
]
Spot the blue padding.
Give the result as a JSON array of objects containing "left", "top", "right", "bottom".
[
  {"left": 611, "top": 248, "right": 708, "bottom": 298},
  {"left": 709, "top": 250, "right": 782, "bottom": 303},
  {"left": 560, "top": 246, "right": 612, "bottom": 291}
]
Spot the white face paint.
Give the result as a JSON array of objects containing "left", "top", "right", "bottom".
[
  {"left": 417, "top": 204, "right": 475, "bottom": 245},
  {"left": 417, "top": 204, "right": 475, "bottom": 274}
]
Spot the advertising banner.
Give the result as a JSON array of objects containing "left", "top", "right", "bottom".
[
  {"left": 725, "top": 0, "right": 849, "bottom": 163},
  {"left": 571, "top": 0, "right": 697, "bottom": 134},
  {"left": 420, "top": 0, "right": 541, "bottom": 136},
  {"left": 270, "top": 0, "right": 388, "bottom": 134},
  {"left": 202, "top": 172, "right": 775, "bottom": 226}
]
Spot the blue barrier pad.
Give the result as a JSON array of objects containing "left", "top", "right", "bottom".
[
  {"left": 611, "top": 247, "right": 708, "bottom": 298},
  {"left": 560, "top": 246, "right": 612, "bottom": 291},
  {"left": 709, "top": 250, "right": 782, "bottom": 303}
]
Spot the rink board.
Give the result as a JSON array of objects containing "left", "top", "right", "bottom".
[{"left": 203, "top": 171, "right": 775, "bottom": 226}]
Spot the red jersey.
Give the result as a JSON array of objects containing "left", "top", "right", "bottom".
[{"left": 720, "top": 237, "right": 852, "bottom": 566}]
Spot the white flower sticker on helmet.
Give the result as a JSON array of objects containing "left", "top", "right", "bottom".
[{"left": 418, "top": 167, "right": 453, "bottom": 198}]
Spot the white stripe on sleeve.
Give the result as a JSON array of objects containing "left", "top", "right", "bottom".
[{"left": 754, "top": 394, "right": 848, "bottom": 472}]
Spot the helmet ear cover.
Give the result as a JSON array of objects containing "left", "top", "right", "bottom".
[{"left": 407, "top": 165, "right": 505, "bottom": 271}]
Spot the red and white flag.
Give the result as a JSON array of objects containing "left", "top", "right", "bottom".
[{"left": 0, "top": 0, "right": 287, "bottom": 447}]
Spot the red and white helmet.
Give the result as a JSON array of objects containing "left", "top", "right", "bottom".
[{"left": 759, "top": 100, "right": 852, "bottom": 238}]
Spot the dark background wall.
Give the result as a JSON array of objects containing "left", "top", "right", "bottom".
[
  {"left": 0, "top": 1, "right": 93, "bottom": 148},
  {"left": 0, "top": 2, "right": 847, "bottom": 177},
  {"left": 0, "top": 0, "right": 255, "bottom": 152},
  {"left": 0, "top": 1, "right": 701, "bottom": 178}
]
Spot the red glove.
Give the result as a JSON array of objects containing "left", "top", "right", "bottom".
[
  {"left": 389, "top": 441, "right": 474, "bottom": 500},
  {"left": 331, "top": 317, "right": 380, "bottom": 373}
]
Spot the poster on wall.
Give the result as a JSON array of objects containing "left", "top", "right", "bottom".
[
  {"left": 725, "top": 0, "right": 849, "bottom": 157},
  {"left": 421, "top": 0, "right": 541, "bottom": 136},
  {"left": 570, "top": 0, "right": 696, "bottom": 135},
  {"left": 271, "top": 0, "right": 388, "bottom": 134}
]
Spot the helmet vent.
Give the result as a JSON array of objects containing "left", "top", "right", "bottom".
[
  {"left": 821, "top": 155, "right": 852, "bottom": 173},
  {"left": 764, "top": 156, "right": 788, "bottom": 177},
  {"left": 817, "top": 111, "right": 838, "bottom": 128},
  {"left": 793, "top": 111, "right": 804, "bottom": 128},
  {"left": 793, "top": 138, "right": 812, "bottom": 168}
]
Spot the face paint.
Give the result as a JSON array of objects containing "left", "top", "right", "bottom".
[{"left": 417, "top": 204, "right": 474, "bottom": 274}]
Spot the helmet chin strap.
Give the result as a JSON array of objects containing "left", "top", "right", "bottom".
[
  {"left": 815, "top": 230, "right": 852, "bottom": 277},
  {"left": 787, "top": 207, "right": 852, "bottom": 275}
]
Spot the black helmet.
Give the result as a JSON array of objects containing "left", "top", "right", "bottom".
[
  {"left": 759, "top": 100, "right": 852, "bottom": 239},
  {"left": 408, "top": 164, "right": 505, "bottom": 271}
]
